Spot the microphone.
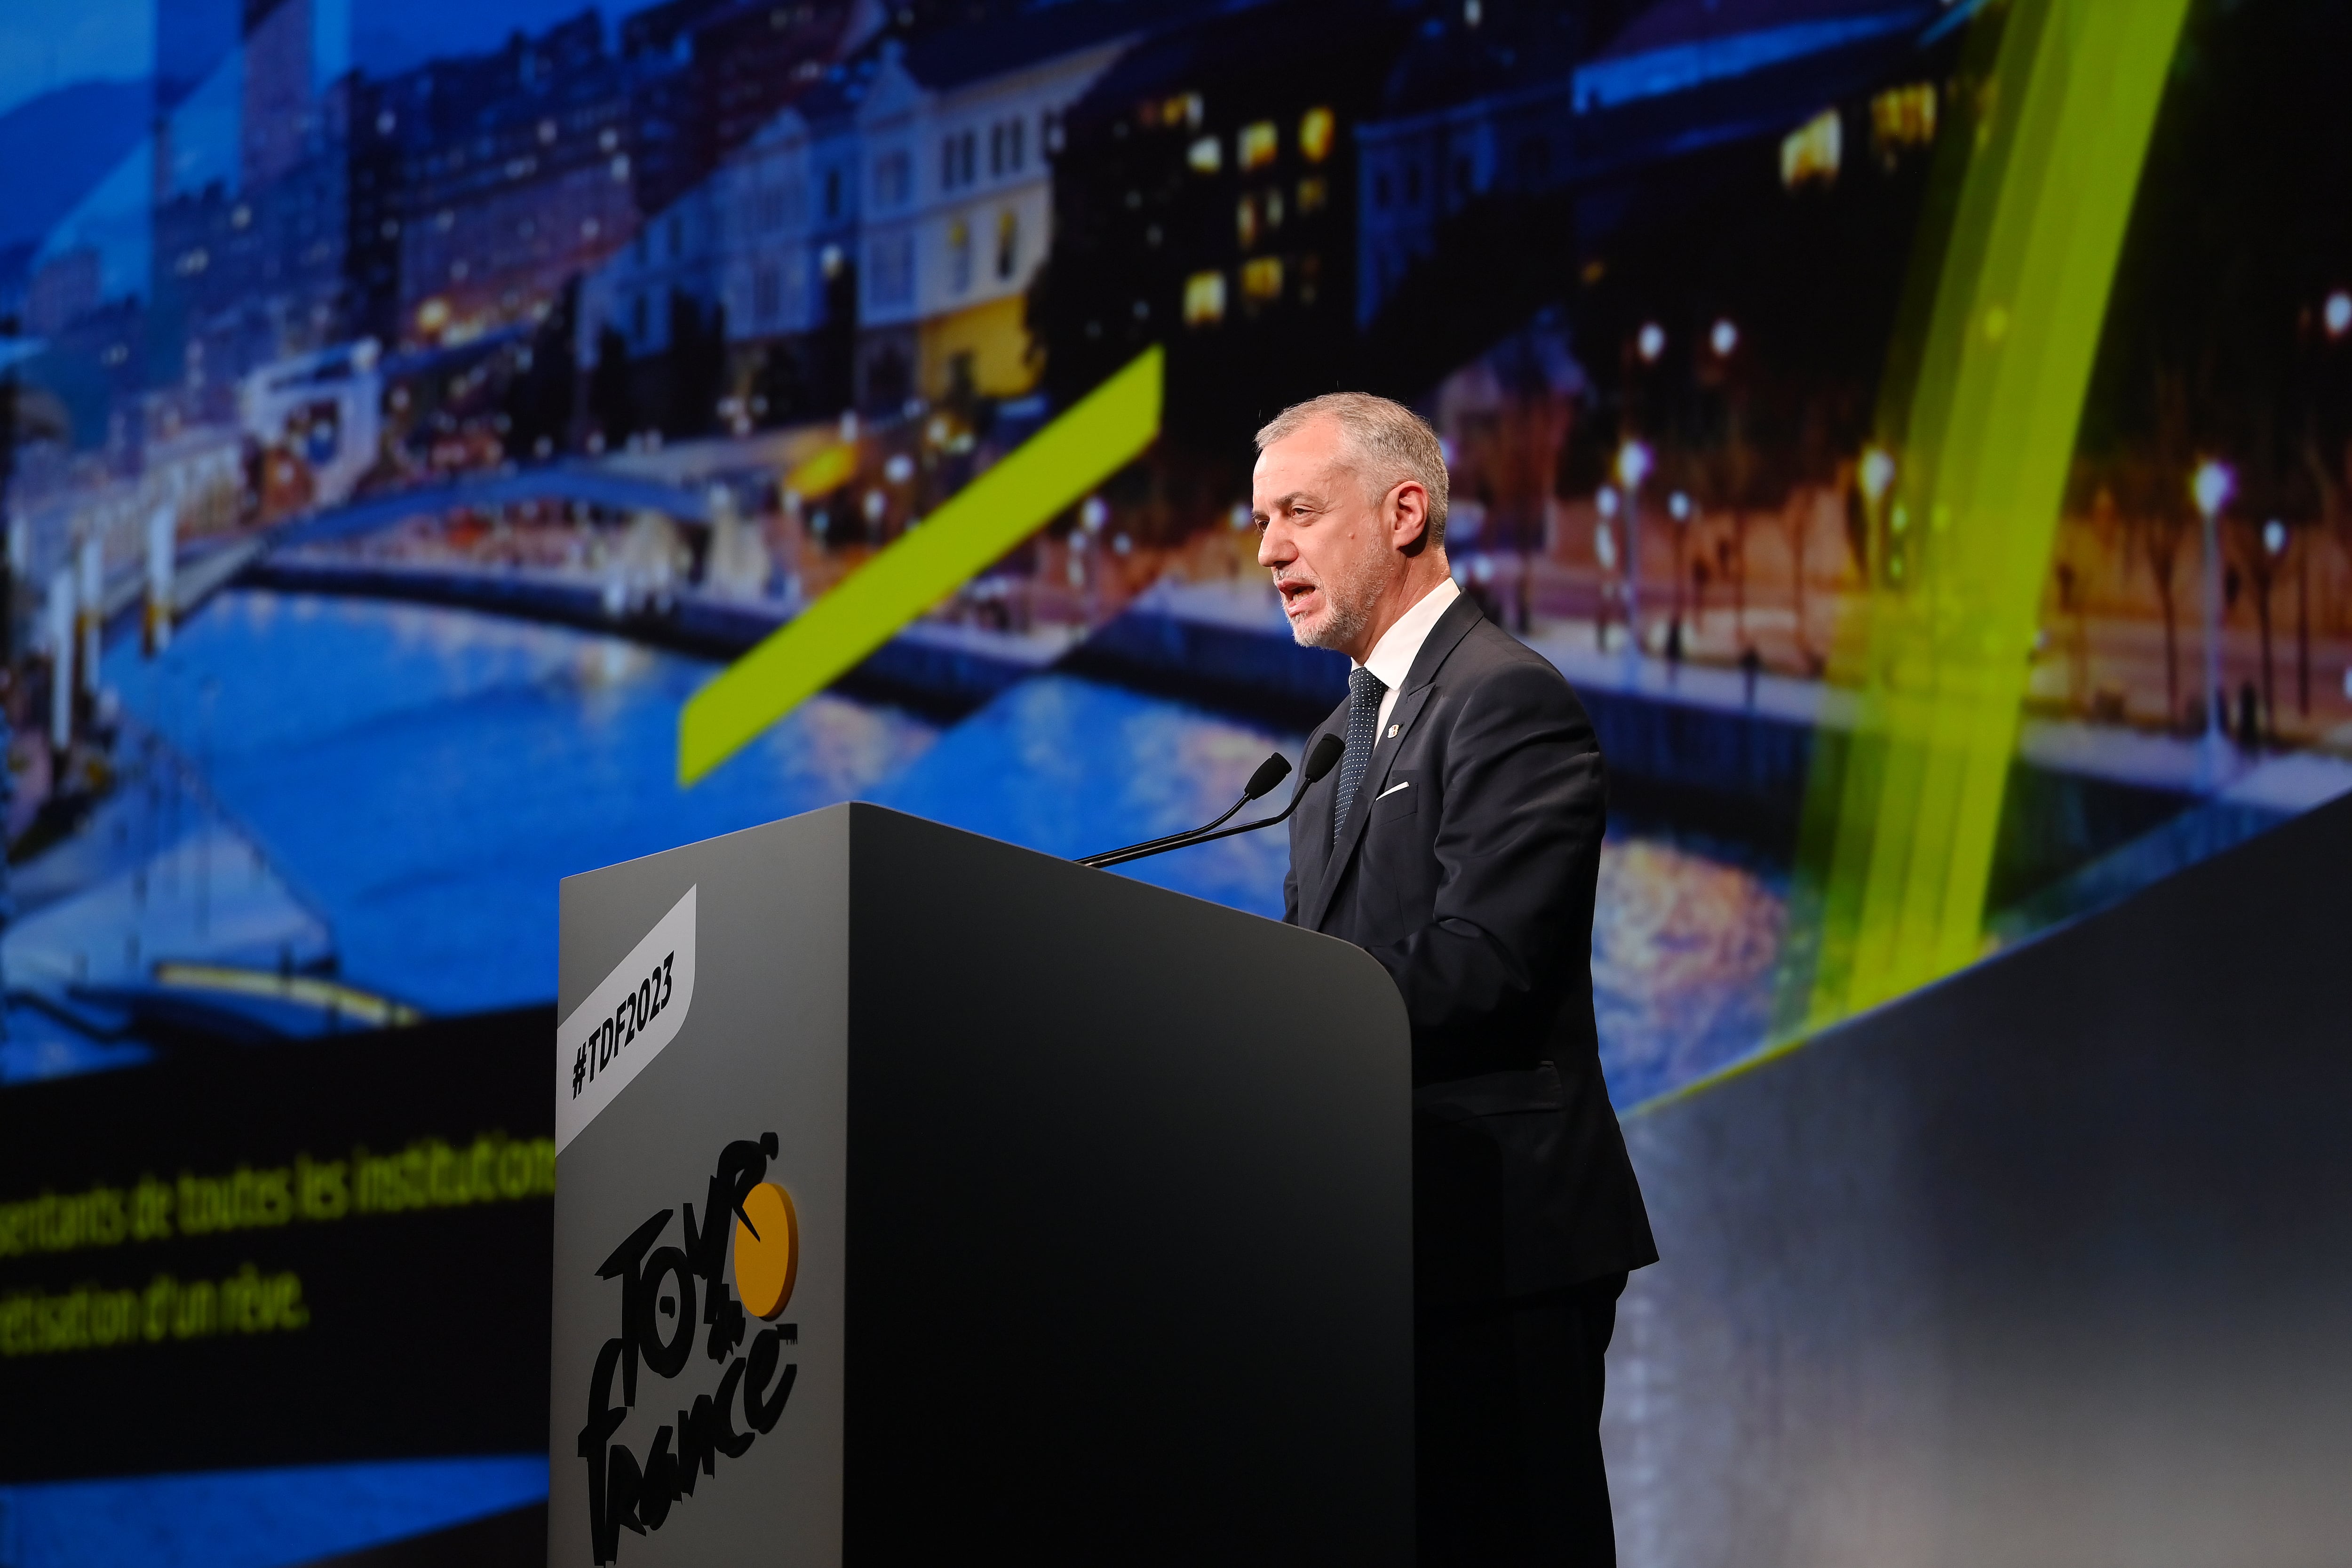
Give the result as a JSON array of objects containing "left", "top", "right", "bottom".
[
  {"left": 1084, "top": 734, "right": 1344, "bottom": 870},
  {"left": 1076, "top": 751, "right": 1292, "bottom": 868}
]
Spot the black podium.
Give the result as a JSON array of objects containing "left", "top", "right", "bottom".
[{"left": 550, "top": 803, "right": 1413, "bottom": 1566}]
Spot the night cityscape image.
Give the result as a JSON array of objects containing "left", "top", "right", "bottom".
[{"left": 0, "top": 0, "right": 2348, "bottom": 1562}]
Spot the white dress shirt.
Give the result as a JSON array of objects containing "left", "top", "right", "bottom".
[{"left": 1355, "top": 576, "right": 1460, "bottom": 742}]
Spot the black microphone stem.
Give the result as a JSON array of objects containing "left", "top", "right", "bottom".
[
  {"left": 1087, "top": 790, "right": 1312, "bottom": 868},
  {"left": 1074, "top": 790, "right": 1253, "bottom": 868}
]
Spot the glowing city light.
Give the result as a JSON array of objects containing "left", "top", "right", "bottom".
[
  {"left": 1668, "top": 490, "right": 1691, "bottom": 521},
  {"left": 1636, "top": 323, "right": 1666, "bottom": 363},
  {"left": 2263, "top": 518, "right": 2287, "bottom": 557},
  {"left": 1709, "top": 318, "right": 1739, "bottom": 357},
  {"left": 2191, "top": 459, "right": 2234, "bottom": 518},
  {"left": 1081, "top": 495, "right": 1111, "bottom": 533},
  {"left": 1594, "top": 522, "right": 1617, "bottom": 570},
  {"left": 1859, "top": 446, "right": 1896, "bottom": 503},
  {"left": 1615, "top": 440, "right": 1653, "bottom": 490},
  {"left": 1595, "top": 486, "right": 1619, "bottom": 520},
  {"left": 2326, "top": 290, "right": 2352, "bottom": 339}
]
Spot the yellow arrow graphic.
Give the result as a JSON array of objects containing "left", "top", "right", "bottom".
[{"left": 678, "top": 346, "right": 1163, "bottom": 784}]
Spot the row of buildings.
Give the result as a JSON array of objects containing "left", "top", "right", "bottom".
[
  {"left": 11, "top": 0, "right": 1968, "bottom": 503},
  {"left": 16, "top": 0, "right": 893, "bottom": 492},
  {"left": 577, "top": 0, "right": 1963, "bottom": 448}
]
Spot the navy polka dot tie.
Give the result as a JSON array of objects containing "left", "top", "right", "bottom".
[{"left": 1332, "top": 666, "right": 1387, "bottom": 847}]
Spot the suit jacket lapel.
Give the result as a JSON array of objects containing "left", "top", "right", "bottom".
[{"left": 1304, "top": 592, "right": 1484, "bottom": 931}]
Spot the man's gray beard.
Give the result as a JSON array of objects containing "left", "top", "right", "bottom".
[{"left": 1287, "top": 557, "right": 1383, "bottom": 652}]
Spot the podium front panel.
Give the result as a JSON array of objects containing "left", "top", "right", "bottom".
[
  {"left": 552, "top": 804, "right": 1413, "bottom": 1566},
  {"left": 552, "top": 812, "right": 851, "bottom": 1567}
]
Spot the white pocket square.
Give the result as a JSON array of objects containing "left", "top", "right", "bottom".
[{"left": 1375, "top": 780, "right": 1411, "bottom": 801}]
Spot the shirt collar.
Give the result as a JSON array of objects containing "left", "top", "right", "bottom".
[{"left": 1354, "top": 576, "right": 1461, "bottom": 692}]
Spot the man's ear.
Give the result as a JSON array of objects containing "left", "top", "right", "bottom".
[{"left": 1391, "top": 480, "right": 1432, "bottom": 557}]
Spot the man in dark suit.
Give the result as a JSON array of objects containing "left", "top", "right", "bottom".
[{"left": 1253, "top": 393, "right": 1656, "bottom": 1566}]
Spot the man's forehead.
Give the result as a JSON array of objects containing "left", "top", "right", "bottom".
[{"left": 1253, "top": 436, "right": 1340, "bottom": 497}]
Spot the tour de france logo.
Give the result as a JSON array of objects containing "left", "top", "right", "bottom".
[{"left": 579, "top": 1131, "right": 799, "bottom": 1565}]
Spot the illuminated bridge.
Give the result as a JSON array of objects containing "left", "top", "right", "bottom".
[{"left": 267, "top": 462, "right": 718, "bottom": 549}]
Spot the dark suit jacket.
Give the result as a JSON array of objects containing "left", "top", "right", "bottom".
[{"left": 1285, "top": 593, "right": 1656, "bottom": 1304}]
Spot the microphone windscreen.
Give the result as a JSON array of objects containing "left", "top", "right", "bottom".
[
  {"left": 1302, "top": 733, "right": 1345, "bottom": 782},
  {"left": 1242, "top": 752, "right": 1291, "bottom": 800}
]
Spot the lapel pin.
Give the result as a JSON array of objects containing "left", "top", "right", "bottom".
[{"left": 1387, "top": 724, "right": 1399, "bottom": 738}]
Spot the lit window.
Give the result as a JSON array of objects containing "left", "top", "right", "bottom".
[
  {"left": 1780, "top": 109, "right": 1841, "bottom": 189},
  {"left": 1297, "top": 176, "right": 1327, "bottom": 213},
  {"left": 1238, "top": 120, "right": 1278, "bottom": 171},
  {"left": 1870, "top": 82, "right": 1937, "bottom": 156},
  {"left": 1235, "top": 195, "right": 1258, "bottom": 251},
  {"left": 995, "top": 208, "right": 1018, "bottom": 279},
  {"left": 1241, "top": 255, "right": 1282, "bottom": 302},
  {"left": 1298, "top": 106, "right": 1335, "bottom": 164},
  {"left": 1184, "top": 271, "right": 1226, "bottom": 325},
  {"left": 1188, "top": 135, "right": 1221, "bottom": 175},
  {"left": 949, "top": 219, "right": 972, "bottom": 293}
]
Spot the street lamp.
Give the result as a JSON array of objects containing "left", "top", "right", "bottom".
[
  {"left": 1859, "top": 446, "right": 1895, "bottom": 505},
  {"left": 1593, "top": 487, "right": 1620, "bottom": 649},
  {"left": 2326, "top": 290, "right": 2351, "bottom": 340},
  {"left": 1636, "top": 323, "right": 1666, "bottom": 364},
  {"left": 1859, "top": 446, "right": 1895, "bottom": 589},
  {"left": 1615, "top": 441, "right": 1652, "bottom": 660},
  {"left": 1709, "top": 318, "right": 1738, "bottom": 358},
  {"left": 2191, "top": 458, "right": 2234, "bottom": 774}
]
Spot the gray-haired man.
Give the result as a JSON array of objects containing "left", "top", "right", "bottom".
[{"left": 1254, "top": 393, "right": 1656, "bottom": 1565}]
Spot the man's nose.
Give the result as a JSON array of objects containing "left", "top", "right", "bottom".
[{"left": 1255, "top": 518, "right": 1291, "bottom": 569}]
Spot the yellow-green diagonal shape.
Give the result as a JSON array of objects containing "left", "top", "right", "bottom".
[
  {"left": 1779, "top": 0, "right": 2192, "bottom": 1034},
  {"left": 678, "top": 346, "right": 1163, "bottom": 784}
]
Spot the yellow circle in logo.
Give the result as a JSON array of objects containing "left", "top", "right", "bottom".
[{"left": 732, "top": 1181, "right": 799, "bottom": 1320}]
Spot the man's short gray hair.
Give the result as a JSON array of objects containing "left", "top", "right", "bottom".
[{"left": 1255, "top": 392, "right": 1451, "bottom": 550}]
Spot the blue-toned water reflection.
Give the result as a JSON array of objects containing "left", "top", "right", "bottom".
[
  {"left": 105, "top": 592, "right": 937, "bottom": 1014},
  {"left": 101, "top": 592, "right": 1784, "bottom": 1103},
  {"left": 872, "top": 675, "right": 1298, "bottom": 918}
]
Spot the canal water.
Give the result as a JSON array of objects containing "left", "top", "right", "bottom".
[{"left": 94, "top": 588, "right": 1783, "bottom": 1107}]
